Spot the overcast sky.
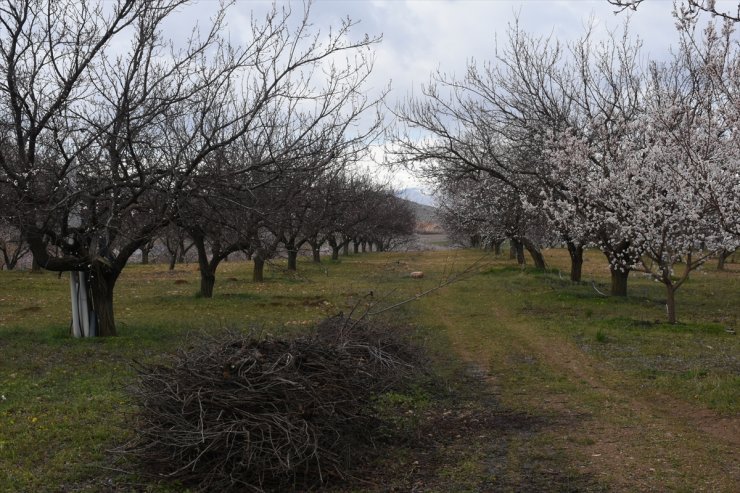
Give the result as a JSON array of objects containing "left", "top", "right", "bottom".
[{"left": 170, "top": 0, "right": 735, "bottom": 191}]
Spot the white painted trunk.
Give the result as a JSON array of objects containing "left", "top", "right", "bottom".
[
  {"left": 78, "top": 273, "right": 91, "bottom": 337},
  {"left": 69, "top": 272, "right": 94, "bottom": 338},
  {"left": 69, "top": 273, "right": 82, "bottom": 338}
]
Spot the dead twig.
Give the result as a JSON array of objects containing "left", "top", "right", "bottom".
[{"left": 119, "top": 318, "right": 425, "bottom": 492}]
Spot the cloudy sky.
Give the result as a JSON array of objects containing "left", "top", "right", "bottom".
[{"left": 170, "top": 0, "right": 735, "bottom": 190}]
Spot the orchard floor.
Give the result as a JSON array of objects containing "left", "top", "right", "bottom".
[{"left": 0, "top": 248, "right": 738, "bottom": 492}]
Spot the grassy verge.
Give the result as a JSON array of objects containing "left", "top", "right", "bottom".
[{"left": 0, "top": 248, "right": 737, "bottom": 491}]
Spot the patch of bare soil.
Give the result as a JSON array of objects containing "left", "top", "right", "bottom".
[
  {"left": 131, "top": 269, "right": 193, "bottom": 279},
  {"left": 16, "top": 305, "right": 42, "bottom": 313},
  {"left": 255, "top": 295, "right": 330, "bottom": 308}
]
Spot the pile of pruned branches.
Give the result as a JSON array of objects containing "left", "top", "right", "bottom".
[{"left": 122, "top": 316, "right": 425, "bottom": 492}]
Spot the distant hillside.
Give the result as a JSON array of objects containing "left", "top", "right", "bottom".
[
  {"left": 398, "top": 187, "right": 436, "bottom": 207},
  {"left": 401, "top": 198, "right": 444, "bottom": 234},
  {"left": 403, "top": 199, "right": 436, "bottom": 222}
]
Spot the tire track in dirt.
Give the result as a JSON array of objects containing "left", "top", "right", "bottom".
[
  {"left": 436, "top": 297, "right": 739, "bottom": 492},
  {"left": 520, "top": 323, "right": 739, "bottom": 492}
]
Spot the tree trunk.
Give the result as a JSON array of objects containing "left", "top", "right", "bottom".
[
  {"left": 717, "top": 249, "right": 733, "bottom": 271},
  {"left": 522, "top": 239, "right": 546, "bottom": 270},
  {"left": 287, "top": 249, "right": 298, "bottom": 271},
  {"left": 511, "top": 239, "right": 525, "bottom": 266},
  {"left": 141, "top": 248, "right": 150, "bottom": 265},
  {"left": 312, "top": 245, "right": 321, "bottom": 263},
  {"left": 193, "top": 235, "right": 216, "bottom": 298},
  {"left": 327, "top": 237, "right": 340, "bottom": 260},
  {"left": 665, "top": 282, "right": 677, "bottom": 324},
  {"left": 353, "top": 240, "right": 359, "bottom": 254},
  {"left": 168, "top": 254, "right": 176, "bottom": 271},
  {"left": 31, "top": 256, "right": 40, "bottom": 272},
  {"left": 377, "top": 242, "right": 385, "bottom": 252},
  {"left": 361, "top": 242, "right": 367, "bottom": 253},
  {"left": 87, "top": 264, "right": 117, "bottom": 337},
  {"left": 602, "top": 246, "right": 634, "bottom": 297},
  {"left": 609, "top": 265, "right": 630, "bottom": 297},
  {"left": 0, "top": 248, "right": 18, "bottom": 270},
  {"left": 26, "top": 227, "right": 118, "bottom": 337},
  {"left": 200, "top": 270, "right": 215, "bottom": 298},
  {"left": 566, "top": 241, "right": 584, "bottom": 282},
  {"left": 4, "top": 256, "right": 17, "bottom": 270},
  {"left": 178, "top": 239, "right": 187, "bottom": 263},
  {"left": 528, "top": 247, "right": 546, "bottom": 270},
  {"left": 253, "top": 256, "right": 265, "bottom": 282},
  {"left": 493, "top": 239, "right": 503, "bottom": 256}
]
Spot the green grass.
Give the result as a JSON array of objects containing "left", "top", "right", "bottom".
[
  {"left": 516, "top": 263, "right": 739, "bottom": 414},
  {"left": 464, "top": 254, "right": 739, "bottom": 414},
  {"left": 0, "top": 248, "right": 738, "bottom": 491}
]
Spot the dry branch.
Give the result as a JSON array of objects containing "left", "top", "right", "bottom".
[{"left": 121, "top": 317, "right": 424, "bottom": 491}]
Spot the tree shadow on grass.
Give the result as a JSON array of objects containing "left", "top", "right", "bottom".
[{"left": 330, "top": 362, "right": 604, "bottom": 492}]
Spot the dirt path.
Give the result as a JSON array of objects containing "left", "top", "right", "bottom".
[{"left": 432, "top": 296, "right": 739, "bottom": 492}]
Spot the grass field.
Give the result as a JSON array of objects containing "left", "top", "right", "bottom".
[{"left": 0, "top": 248, "right": 738, "bottom": 492}]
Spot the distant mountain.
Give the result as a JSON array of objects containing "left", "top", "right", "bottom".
[
  {"left": 398, "top": 187, "right": 437, "bottom": 207},
  {"left": 401, "top": 199, "right": 435, "bottom": 221},
  {"left": 399, "top": 197, "right": 444, "bottom": 234}
]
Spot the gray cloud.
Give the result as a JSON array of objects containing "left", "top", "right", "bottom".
[
  {"left": 169, "top": 1, "right": 688, "bottom": 106},
  {"left": 157, "top": 0, "right": 736, "bottom": 190}
]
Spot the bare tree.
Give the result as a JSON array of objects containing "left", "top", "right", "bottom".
[
  {"left": 352, "top": 186, "right": 416, "bottom": 253},
  {"left": 273, "top": 168, "right": 323, "bottom": 270},
  {"left": 179, "top": 97, "right": 382, "bottom": 295},
  {"left": 608, "top": 0, "right": 740, "bottom": 22},
  {"left": 0, "top": 0, "right": 381, "bottom": 336},
  {"left": 157, "top": 222, "right": 193, "bottom": 270},
  {"left": 1, "top": 0, "right": 191, "bottom": 336},
  {"left": 0, "top": 220, "right": 29, "bottom": 269},
  {"left": 324, "top": 173, "right": 380, "bottom": 260},
  {"left": 178, "top": 179, "right": 259, "bottom": 298}
]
